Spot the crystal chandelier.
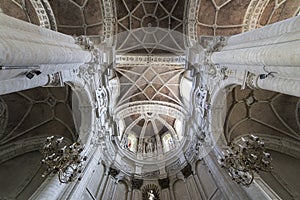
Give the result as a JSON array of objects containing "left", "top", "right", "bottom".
[
  {"left": 41, "top": 136, "right": 87, "bottom": 183},
  {"left": 219, "top": 135, "right": 272, "bottom": 186}
]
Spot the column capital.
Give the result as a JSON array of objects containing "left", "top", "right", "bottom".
[
  {"left": 198, "top": 36, "right": 228, "bottom": 52},
  {"left": 75, "top": 36, "right": 100, "bottom": 64},
  {"left": 246, "top": 72, "right": 259, "bottom": 89},
  {"left": 45, "top": 72, "right": 64, "bottom": 87}
]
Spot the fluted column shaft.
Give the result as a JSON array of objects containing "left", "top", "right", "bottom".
[
  {"left": 29, "top": 175, "right": 67, "bottom": 200},
  {"left": 0, "top": 13, "right": 92, "bottom": 95},
  {"left": 0, "top": 75, "right": 49, "bottom": 94},
  {"left": 0, "top": 13, "right": 92, "bottom": 66},
  {"left": 249, "top": 75, "right": 300, "bottom": 97},
  {"left": 204, "top": 152, "right": 250, "bottom": 200},
  {"left": 211, "top": 16, "right": 300, "bottom": 97}
]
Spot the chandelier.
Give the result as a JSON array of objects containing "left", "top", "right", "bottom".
[
  {"left": 41, "top": 136, "right": 87, "bottom": 183},
  {"left": 219, "top": 135, "right": 272, "bottom": 186}
]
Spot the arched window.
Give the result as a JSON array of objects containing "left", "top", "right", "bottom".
[
  {"left": 127, "top": 133, "right": 137, "bottom": 153},
  {"left": 162, "top": 133, "right": 175, "bottom": 153}
]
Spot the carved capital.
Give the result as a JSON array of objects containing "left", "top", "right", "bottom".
[
  {"left": 181, "top": 163, "right": 193, "bottom": 178},
  {"left": 75, "top": 36, "right": 100, "bottom": 64},
  {"left": 109, "top": 167, "right": 120, "bottom": 178},
  {"left": 246, "top": 72, "right": 259, "bottom": 89},
  {"left": 212, "top": 36, "right": 227, "bottom": 52},
  {"left": 199, "top": 36, "right": 227, "bottom": 52},
  {"left": 131, "top": 178, "right": 143, "bottom": 190},
  {"left": 46, "top": 72, "right": 64, "bottom": 87},
  {"left": 158, "top": 177, "right": 170, "bottom": 189}
]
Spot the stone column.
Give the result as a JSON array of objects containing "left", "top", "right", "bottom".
[
  {"left": 96, "top": 169, "right": 110, "bottom": 199},
  {"left": 210, "top": 16, "right": 300, "bottom": 96},
  {"left": 29, "top": 174, "right": 67, "bottom": 200},
  {"left": 169, "top": 184, "right": 175, "bottom": 200},
  {"left": 161, "top": 188, "right": 171, "bottom": 200},
  {"left": 193, "top": 173, "right": 206, "bottom": 200},
  {"left": 132, "top": 189, "right": 141, "bottom": 200},
  {"left": 127, "top": 189, "right": 132, "bottom": 200},
  {"left": 102, "top": 177, "right": 115, "bottom": 200},
  {"left": 247, "top": 73, "right": 300, "bottom": 97},
  {"left": 63, "top": 147, "right": 100, "bottom": 199},
  {"left": 0, "top": 74, "right": 49, "bottom": 95},
  {"left": 186, "top": 176, "right": 201, "bottom": 199},
  {"left": 0, "top": 13, "right": 92, "bottom": 66},
  {"left": 203, "top": 152, "right": 250, "bottom": 200},
  {"left": 0, "top": 13, "right": 92, "bottom": 94},
  {"left": 131, "top": 179, "right": 143, "bottom": 200}
]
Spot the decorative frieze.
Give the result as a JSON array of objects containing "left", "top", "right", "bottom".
[
  {"left": 115, "top": 103, "right": 186, "bottom": 121},
  {"left": 246, "top": 72, "right": 259, "bottom": 89},
  {"left": 242, "top": 0, "right": 270, "bottom": 32},
  {"left": 115, "top": 55, "right": 186, "bottom": 66},
  {"left": 30, "top": 0, "right": 57, "bottom": 30},
  {"left": 46, "top": 72, "right": 64, "bottom": 87},
  {"left": 187, "top": 0, "right": 201, "bottom": 45},
  {"left": 102, "top": 0, "right": 115, "bottom": 45},
  {"left": 166, "top": 158, "right": 183, "bottom": 173},
  {"left": 185, "top": 140, "right": 197, "bottom": 162},
  {"left": 142, "top": 170, "right": 160, "bottom": 178}
]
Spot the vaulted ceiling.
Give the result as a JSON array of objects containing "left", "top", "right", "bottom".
[{"left": 0, "top": 0, "right": 300, "bottom": 179}]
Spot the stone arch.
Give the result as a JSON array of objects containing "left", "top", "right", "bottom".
[
  {"left": 65, "top": 78, "right": 95, "bottom": 145},
  {"left": 208, "top": 80, "right": 241, "bottom": 150}
]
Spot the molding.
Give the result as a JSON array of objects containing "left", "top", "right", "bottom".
[
  {"left": 242, "top": 0, "right": 270, "bottom": 32},
  {"left": 45, "top": 72, "right": 64, "bottom": 87},
  {"left": 115, "top": 102, "right": 186, "bottom": 121},
  {"left": 246, "top": 72, "right": 259, "bottom": 89},
  {"left": 186, "top": 0, "right": 201, "bottom": 45},
  {"left": 101, "top": 0, "right": 115, "bottom": 46},
  {"left": 30, "top": 0, "right": 57, "bottom": 30},
  {"left": 115, "top": 54, "right": 186, "bottom": 66}
]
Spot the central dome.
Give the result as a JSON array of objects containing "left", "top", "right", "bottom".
[{"left": 109, "top": 61, "right": 188, "bottom": 161}]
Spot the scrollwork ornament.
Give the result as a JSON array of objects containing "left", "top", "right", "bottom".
[
  {"left": 207, "top": 64, "right": 217, "bottom": 76},
  {"left": 142, "top": 170, "right": 160, "bottom": 178},
  {"left": 75, "top": 36, "right": 101, "bottom": 64},
  {"left": 46, "top": 72, "right": 63, "bottom": 87},
  {"left": 213, "top": 36, "right": 227, "bottom": 52},
  {"left": 246, "top": 72, "right": 259, "bottom": 89},
  {"left": 166, "top": 158, "right": 182, "bottom": 173}
]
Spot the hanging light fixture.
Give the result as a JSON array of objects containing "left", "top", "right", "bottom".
[
  {"left": 219, "top": 135, "right": 272, "bottom": 186},
  {"left": 41, "top": 136, "right": 87, "bottom": 183}
]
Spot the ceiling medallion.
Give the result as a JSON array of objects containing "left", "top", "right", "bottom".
[{"left": 141, "top": 15, "right": 159, "bottom": 33}]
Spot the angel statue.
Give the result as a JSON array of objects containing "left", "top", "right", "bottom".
[{"left": 147, "top": 190, "right": 156, "bottom": 200}]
